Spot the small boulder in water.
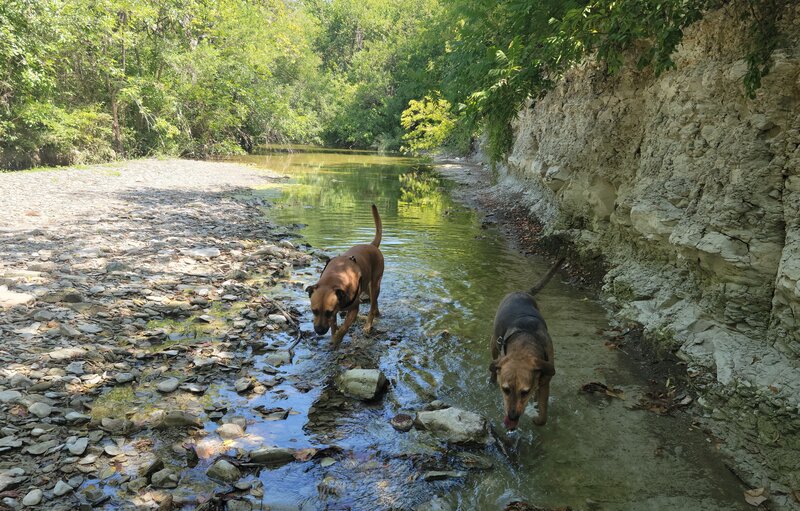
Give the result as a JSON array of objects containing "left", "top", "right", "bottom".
[{"left": 336, "top": 369, "right": 386, "bottom": 401}]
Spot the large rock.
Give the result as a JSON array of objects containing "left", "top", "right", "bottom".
[
  {"left": 156, "top": 411, "right": 203, "bottom": 429},
  {"left": 336, "top": 369, "right": 386, "bottom": 401},
  {"left": 207, "top": 459, "right": 241, "bottom": 482},
  {"left": 414, "top": 407, "right": 488, "bottom": 444}
]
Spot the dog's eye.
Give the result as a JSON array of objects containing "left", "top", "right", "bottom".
[
  {"left": 325, "top": 311, "right": 333, "bottom": 317},
  {"left": 311, "top": 309, "right": 319, "bottom": 315},
  {"left": 520, "top": 389, "right": 530, "bottom": 396},
  {"left": 501, "top": 387, "right": 511, "bottom": 395}
]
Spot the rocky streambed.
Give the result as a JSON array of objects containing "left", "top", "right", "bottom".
[{"left": 0, "top": 159, "right": 503, "bottom": 511}]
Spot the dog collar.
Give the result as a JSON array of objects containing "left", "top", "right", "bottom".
[
  {"left": 497, "top": 327, "right": 525, "bottom": 356},
  {"left": 339, "top": 282, "right": 361, "bottom": 309}
]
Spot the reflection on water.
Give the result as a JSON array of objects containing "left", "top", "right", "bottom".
[{"left": 228, "top": 147, "right": 748, "bottom": 510}]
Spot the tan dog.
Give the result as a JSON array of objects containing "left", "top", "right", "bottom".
[
  {"left": 306, "top": 205, "right": 384, "bottom": 346},
  {"left": 490, "top": 258, "right": 563, "bottom": 430}
]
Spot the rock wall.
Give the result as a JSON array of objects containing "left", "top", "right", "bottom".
[{"left": 502, "top": 3, "right": 800, "bottom": 498}]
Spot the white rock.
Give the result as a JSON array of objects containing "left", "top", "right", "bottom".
[
  {"left": 414, "top": 407, "right": 488, "bottom": 444},
  {"left": 0, "top": 286, "right": 35, "bottom": 308},
  {"left": 336, "top": 369, "right": 386, "bottom": 401},
  {"left": 268, "top": 314, "right": 288, "bottom": 324}
]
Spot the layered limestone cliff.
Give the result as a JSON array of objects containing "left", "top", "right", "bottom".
[{"left": 501, "top": 4, "right": 800, "bottom": 498}]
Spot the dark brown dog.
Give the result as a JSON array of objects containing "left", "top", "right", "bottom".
[
  {"left": 490, "top": 258, "right": 563, "bottom": 430},
  {"left": 306, "top": 205, "right": 384, "bottom": 346}
]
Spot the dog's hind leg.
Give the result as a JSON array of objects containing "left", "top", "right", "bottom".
[{"left": 364, "top": 279, "right": 381, "bottom": 333}]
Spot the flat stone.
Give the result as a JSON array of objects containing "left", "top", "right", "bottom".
[
  {"left": 22, "top": 488, "right": 42, "bottom": 506},
  {"left": 115, "top": 372, "right": 135, "bottom": 384},
  {"left": 65, "top": 412, "right": 91, "bottom": 423},
  {"left": 0, "top": 286, "right": 35, "bottom": 308},
  {"left": 53, "top": 480, "right": 73, "bottom": 496},
  {"left": 157, "top": 378, "right": 180, "bottom": 393},
  {"left": 49, "top": 347, "right": 87, "bottom": 360},
  {"left": 207, "top": 459, "right": 241, "bottom": 482},
  {"left": 0, "top": 436, "right": 22, "bottom": 452},
  {"left": 77, "top": 323, "right": 103, "bottom": 334},
  {"left": 336, "top": 369, "right": 386, "bottom": 401},
  {"left": 265, "top": 351, "right": 291, "bottom": 367},
  {"left": 26, "top": 439, "right": 58, "bottom": 455},
  {"left": 248, "top": 447, "right": 296, "bottom": 466},
  {"left": 184, "top": 247, "right": 221, "bottom": 259},
  {"left": 27, "top": 402, "right": 52, "bottom": 418},
  {"left": 66, "top": 361, "right": 85, "bottom": 375},
  {"left": 217, "top": 423, "right": 246, "bottom": 440},
  {"left": 414, "top": 407, "right": 488, "bottom": 444},
  {"left": 0, "top": 391, "right": 22, "bottom": 404}
]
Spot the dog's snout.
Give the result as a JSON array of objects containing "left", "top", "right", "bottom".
[
  {"left": 508, "top": 411, "right": 521, "bottom": 421},
  {"left": 314, "top": 324, "right": 329, "bottom": 335}
]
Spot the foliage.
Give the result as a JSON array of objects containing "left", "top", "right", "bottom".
[{"left": 400, "top": 95, "right": 456, "bottom": 154}]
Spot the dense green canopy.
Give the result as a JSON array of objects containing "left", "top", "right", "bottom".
[{"left": 0, "top": 0, "right": 790, "bottom": 169}]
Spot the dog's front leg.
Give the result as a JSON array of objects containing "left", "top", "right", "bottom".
[
  {"left": 533, "top": 376, "right": 551, "bottom": 426},
  {"left": 331, "top": 308, "right": 358, "bottom": 347}
]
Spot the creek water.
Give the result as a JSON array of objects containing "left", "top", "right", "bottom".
[{"left": 224, "top": 146, "right": 749, "bottom": 511}]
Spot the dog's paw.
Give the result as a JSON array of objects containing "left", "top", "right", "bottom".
[{"left": 533, "top": 415, "right": 547, "bottom": 426}]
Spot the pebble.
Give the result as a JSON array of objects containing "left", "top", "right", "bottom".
[
  {"left": 157, "top": 378, "right": 180, "bottom": 393},
  {"left": 22, "top": 489, "right": 43, "bottom": 506},
  {"left": 115, "top": 372, "right": 135, "bottom": 383},
  {"left": 53, "top": 480, "right": 73, "bottom": 496},
  {"left": 0, "top": 391, "right": 22, "bottom": 404},
  {"left": 67, "top": 437, "right": 88, "bottom": 455}
]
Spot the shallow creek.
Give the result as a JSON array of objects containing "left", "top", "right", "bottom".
[{"left": 218, "top": 146, "right": 749, "bottom": 511}]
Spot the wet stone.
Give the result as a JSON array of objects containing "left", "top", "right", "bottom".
[
  {"left": 157, "top": 411, "right": 202, "bottom": 429},
  {"left": 422, "top": 471, "right": 468, "bottom": 481},
  {"left": 207, "top": 459, "right": 240, "bottom": 482},
  {"left": 234, "top": 377, "right": 253, "bottom": 393},
  {"left": 248, "top": 447, "right": 296, "bottom": 466},
  {"left": 217, "top": 423, "right": 246, "bottom": 440},
  {"left": 151, "top": 468, "right": 179, "bottom": 488},
  {"left": 414, "top": 407, "right": 489, "bottom": 444},
  {"left": 115, "top": 372, "right": 135, "bottom": 384},
  {"left": 390, "top": 414, "right": 414, "bottom": 432},
  {"left": 337, "top": 369, "right": 387, "bottom": 401},
  {"left": 65, "top": 412, "right": 91, "bottom": 423}
]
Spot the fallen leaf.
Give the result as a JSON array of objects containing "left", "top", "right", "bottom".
[
  {"left": 294, "top": 448, "right": 317, "bottom": 462},
  {"left": 580, "top": 382, "right": 624, "bottom": 399},
  {"left": 744, "top": 488, "right": 767, "bottom": 507}
]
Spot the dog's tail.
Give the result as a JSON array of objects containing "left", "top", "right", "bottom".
[
  {"left": 370, "top": 204, "right": 382, "bottom": 247},
  {"left": 527, "top": 257, "right": 565, "bottom": 296}
]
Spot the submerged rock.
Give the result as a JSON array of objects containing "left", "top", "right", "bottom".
[
  {"left": 151, "top": 468, "right": 179, "bottom": 488},
  {"left": 422, "top": 471, "right": 467, "bottom": 481},
  {"left": 390, "top": 414, "right": 414, "bottom": 432},
  {"left": 336, "top": 369, "right": 387, "bottom": 401},
  {"left": 156, "top": 411, "right": 202, "bottom": 429},
  {"left": 217, "top": 423, "right": 245, "bottom": 440},
  {"left": 414, "top": 407, "right": 488, "bottom": 444},
  {"left": 248, "top": 447, "right": 295, "bottom": 466}
]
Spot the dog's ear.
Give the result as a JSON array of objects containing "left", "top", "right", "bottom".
[
  {"left": 305, "top": 284, "right": 318, "bottom": 297},
  {"left": 534, "top": 359, "right": 555, "bottom": 376},
  {"left": 349, "top": 255, "right": 357, "bottom": 262},
  {"left": 334, "top": 288, "right": 348, "bottom": 305}
]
